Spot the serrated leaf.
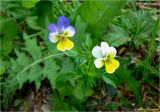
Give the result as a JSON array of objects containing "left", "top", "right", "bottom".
[
  {"left": 10, "top": 49, "right": 30, "bottom": 74},
  {"left": 103, "top": 25, "right": 130, "bottom": 47},
  {"left": 17, "top": 71, "right": 28, "bottom": 89},
  {"left": 23, "top": 33, "right": 41, "bottom": 61},
  {"left": 35, "top": 80, "right": 41, "bottom": 90},
  {"left": 73, "top": 16, "right": 88, "bottom": 48},
  {"left": 119, "top": 11, "right": 154, "bottom": 48},
  {"left": 59, "top": 58, "right": 74, "bottom": 74},
  {"left": 27, "top": 65, "right": 42, "bottom": 85},
  {"left": 43, "top": 58, "right": 60, "bottom": 88},
  {"left": 78, "top": 0, "right": 126, "bottom": 36}
]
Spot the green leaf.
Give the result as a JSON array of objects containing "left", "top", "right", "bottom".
[
  {"left": 11, "top": 49, "right": 30, "bottom": 73},
  {"left": 0, "top": 64, "right": 5, "bottom": 76},
  {"left": 43, "top": 58, "right": 60, "bottom": 88},
  {"left": 119, "top": 11, "right": 154, "bottom": 48},
  {"left": 23, "top": 33, "right": 41, "bottom": 61},
  {"left": 36, "top": 1, "right": 54, "bottom": 28},
  {"left": 22, "top": 0, "right": 40, "bottom": 9},
  {"left": 103, "top": 25, "right": 130, "bottom": 47},
  {"left": 27, "top": 65, "right": 42, "bottom": 89},
  {"left": 78, "top": 0, "right": 126, "bottom": 36},
  {"left": 17, "top": 71, "right": 28, "bottom": 89},
  {"left": 56, "top": 73, "right": 79, "bottom": 86},
  {"left": 72, "top": 85, "right": 93, "bottom": 101},
  {"left": 26, "top": 16, "right": 42, "bottom": 30},
  {"left": 64, "top": 49, "right": 78, "bottom": 57},
  {"left": 102, "top": 74, "right": 117, "bottom": 88},
  {"left": 0, "top": 18, "right": 18, "bottom": 57},
  {"left": 59, "top": 58, "right": 75, "bottom": 74},
  {"left": 85, "top": 34, "right": 93, "bottom": 48},
  {"left": 146, "top": 16, "right": 160, "bottom": 67},
  {"left": 73, "top": 16, "right": 88, "bottom": 48},
  {"left": 72, "top": 86, "right": 84, "bottom": 100}
]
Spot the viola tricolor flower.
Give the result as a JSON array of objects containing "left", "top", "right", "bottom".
[
  {"left": 92, "top": 42, "right": 120, "bottom": 74},
  {"left": 48, "top": 16, "right": 75, "bottom": 51}
]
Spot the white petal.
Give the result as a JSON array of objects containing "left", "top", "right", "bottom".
[
  {"left": 101, "top": 42, "right": 109, "bottom": 56},
  {"left": 94, "top": 58, "right": 104, "bottom": 68},
  {"left": 49, "top": 32, "right": 60, "bottom": 43},
  {"left": 106, "top": 47, "right": 117, "bottom": 58},
  {"left": 92, "top": 46, "right": 104, "bottom": 58},
  {"left": 63, "top": 26, "right": 75, "bottom": 37}
]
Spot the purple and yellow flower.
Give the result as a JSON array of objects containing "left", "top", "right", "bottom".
[
  {"left": 92, "top": 42, "right": 120, "bottom": 74},
  {"left": 48, "top": 16, "right": 75, "bottom": 51}
]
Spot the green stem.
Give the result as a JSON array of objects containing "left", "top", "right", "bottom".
[
  {"left": 18, "top": 53, "right": 63, "bottom": 75},
  {"left": 146, "top": 17, "right": 160, "bottom": 66},
  {"left": 28, "top": 30, "right": 46, "bottom": 38}
]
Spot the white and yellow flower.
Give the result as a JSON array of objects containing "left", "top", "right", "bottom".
[
  {"left": 48, "top": 16, "right": 75, "bottom": 51},
  {"left": 92, "top": 42, "right": 120, "bottom": 74}
]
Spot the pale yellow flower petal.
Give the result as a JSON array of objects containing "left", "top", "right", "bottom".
[
  {"left": 94, "top": 58, "right": 105, "bottom": 68},
  {"left": 57, "top": 37, "right": 74, "bottom": 51}
]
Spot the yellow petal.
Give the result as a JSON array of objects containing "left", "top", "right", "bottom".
[
  {"left": 65, "top": 38, "right": 74, "bottom": 50},
  {"left": 111, "top": 59, "right": 119, "bottom": 69},
  {"left": 57, "top": 37, "right": 74, "bottom": 51},
  {"left": 105, "top": 61, "right": 115, "bottom": 74},
  {"left": 108, "top": 52, "right": 116, "bottom": 58},
  {"left": 105, "top": 59, "right": 119, "bottom": 74}
]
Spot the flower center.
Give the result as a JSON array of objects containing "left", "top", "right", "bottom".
[
  {"left": 59, "top": 36, "right": 67, "bottom": 42},
  {"left": 104, "top": 54, "right": 113, "bottom": 64},
  {"left": 64, "top": 32, "right": 69, "bottom": 37},
  {"left": 105, "top": 59, "right": 112, "bottom": 63},
  {"left": 107, "top": 54, "right": 112, "bottom": 59}
]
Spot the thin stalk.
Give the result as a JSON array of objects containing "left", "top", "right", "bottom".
[
  {"left": 28, "top": 30, "right": 46, "bottom": 38},
  {"left": 146, "top": 16, "right": 160, "bottom": 66},
  {"left": 17, "top": 53, "right": 63, "bottom": 75}
]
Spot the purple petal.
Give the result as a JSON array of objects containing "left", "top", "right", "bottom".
[
  {"left": 57, "top": 16, "right": 70, "bottom": 29},
  {"left": 48, "top": 23, "right": 58, "bottom": 32}
]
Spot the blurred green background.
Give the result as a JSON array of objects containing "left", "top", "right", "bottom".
[{"left": 0, "top": 0, "right": 159, "bottom": 111}]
